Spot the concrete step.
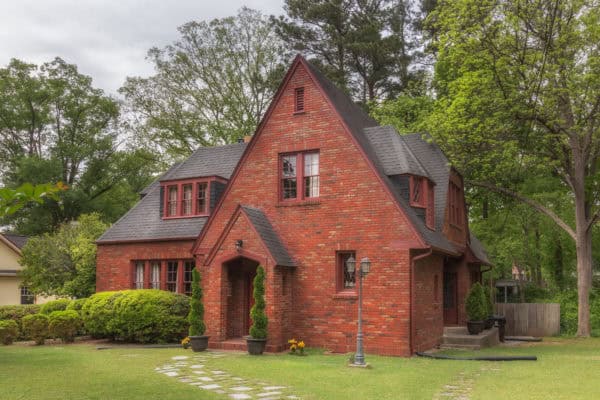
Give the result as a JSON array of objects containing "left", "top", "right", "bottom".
[{"left": 442, "top": 327, "right": 500, "bottom": 350}]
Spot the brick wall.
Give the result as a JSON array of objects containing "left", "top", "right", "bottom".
[
  {"left": 195, "top": 62, "right": 424, "bottom": 357},
  {"left": 96, "top": 240, "right": 195, "bottom": 292}
]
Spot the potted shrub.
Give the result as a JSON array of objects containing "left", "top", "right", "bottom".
[
  {"left": 465, "top": 282, "right": 487, "bottom": 335},
  {"left": 246, "top": 266, "right": 268, "bottom": 355},
  {"left": 483, "top": 285, "right": 495, "bottom": 329},
  {"left": 188, "top": 268, "right": 209, "bottom": 352}
]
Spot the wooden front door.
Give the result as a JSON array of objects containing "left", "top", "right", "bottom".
[{"left": 443, "top": 271, "right": 458, "bottom": 325}]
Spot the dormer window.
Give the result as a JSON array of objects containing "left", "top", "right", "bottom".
[
  {"left": 294, "top": 87, "right": 305, "bottom": 113},
  {"left": 410, "top": 176, "right": 425, "bottom": 207},
  {"left": 162, "top": 178, "right": 221, "bottom": 218},
  {"left": 410, "top": 175, "right": 435, "bottom": 230},
  {"left": 449, "top": 182, "right": 463, "bottom": 227}
]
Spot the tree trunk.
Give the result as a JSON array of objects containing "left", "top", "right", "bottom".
[{"left": 575, "top": 214, "right": 592, "bottom": 337}]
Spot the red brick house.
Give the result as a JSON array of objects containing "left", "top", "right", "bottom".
[{"left": 96, "top": 55, "right": 489, "bottom": 356}]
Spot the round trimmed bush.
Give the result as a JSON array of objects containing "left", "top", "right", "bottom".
[
  {"left": 49, "top": 310, "right": 82, "bottom": 343},
  {"left": 66, "top": 298, "right": 88, "bottom": 313},
  {"left": 0, "top": 320, "right": 19, "bottom": 345},
  {"left": 22, "top": 314, "right": 49, "bottom": 345},
  {"left": 40, "top": 299, "right": 72, "bottom": 315},
  {"left": 0, "top": 305, "right": 41, "bottom": 340},
  {"left": 466, "top": 282, "right": 488, "bottom": 322},
  {"left": 82, "top": 290, "right": 189, "bottom": 343}
]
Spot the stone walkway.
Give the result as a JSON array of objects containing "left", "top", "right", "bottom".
[
  {"left": 432, "top": 364, "right": 501, "bottom": 400},
  {"left": 156, "top": 352, "right": 301, "bottom": 400}
]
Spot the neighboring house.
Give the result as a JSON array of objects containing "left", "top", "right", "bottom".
[
  {"left": 0, "top": 233, "right": 36, "bottom": 305},
  {"left": 97, "top": 55, "right": 490, "bottom": 356}
]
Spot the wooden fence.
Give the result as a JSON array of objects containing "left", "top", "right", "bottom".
[{"left": 495, "top": 303, "right": 561, "bottom": 337}]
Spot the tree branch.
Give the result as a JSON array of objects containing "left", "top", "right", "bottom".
[{"left": 469, "top": 181, "right": 576, "bottom": 240}]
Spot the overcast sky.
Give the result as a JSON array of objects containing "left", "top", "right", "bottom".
[{"left": 0, "top": 0, "right": 284, "bottom": 95}]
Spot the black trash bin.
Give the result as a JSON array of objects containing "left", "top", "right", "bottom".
[{"left": 493, "top": 315, "right": 506, "bottom": 342}]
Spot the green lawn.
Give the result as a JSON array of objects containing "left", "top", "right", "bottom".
[{"left": 0, "top": 338, "right": 599, "bottom": 399}]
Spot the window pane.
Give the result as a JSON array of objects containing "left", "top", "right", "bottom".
[
  {"left": 182, "top": 184, "right": 192, "bottom": 215},
  {"left": 304, "top": 176, "right": 319, "bottom": 198},
  {"left": 135, "top": 261, "right": 144, "bottom": 289},
  {"left": 151, "top": 262, "right": 160, "bottom": 289},
  {"left": 412, "top": 177, "right": 422, "bottom": 204},
  {"left": 167, "top": 261, "right": 178, "bottom": 292},
  {"left": 168, "top": 186, "right": 177, "bottom": 216},
  {"left": 283, "top": 178, "right": 297, "bottom": 199},
  {"left": 20, "top": 286, "right": 34, "bottom": 305},
  {"left": 282, "top": 155, "right": 296, "bottom": 178},
  {"left": 183, "top": 261, "right": 194, "bottom": 296},
  {"left": 304, "top": 153, "right": 319, "bottom": 176},
  {"left": 339, "top": 252, "right": 356, "bottom": 289},
  {"left": 197, "top": 183, "right": 207, "bottom": 214}
]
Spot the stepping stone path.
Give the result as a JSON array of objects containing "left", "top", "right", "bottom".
[
  {"left": 155, "top": 352, "right": 302, "bottom": 399},
  {"left": 432, "top": 364, "right": 501, "bottom": 400}
]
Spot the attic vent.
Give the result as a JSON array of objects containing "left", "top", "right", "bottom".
[{"left": 294, "top": 87, "right": 305, "bottom": 112}]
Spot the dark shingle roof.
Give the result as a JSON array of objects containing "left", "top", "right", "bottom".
[
  {"left": 2, "top": 234, "right": 28, "bottom": 249},
  {"left": 161, "top": 143, "right": 247, "bottom": 181},
  {"left": 97, "top": 144, "right": 246, "bottom": 243},
  {"left": 469, "top": 233, "right": 491, "bottom": 265},
  {"left": 241, "top": 206, "right": 295, "bottom": 267}
]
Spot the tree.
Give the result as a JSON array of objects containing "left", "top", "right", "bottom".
[
  {"left": 0, "top": 58, "right": 157, "bottom": 234},
  {"left": 274, "top": 0, "right": 424, "bottom": 102},
  {"left": 121, "top": 8, "right": 289, "bottom": 158},
  {"left": 0, "top": 182, "right": 64, "bottom": 217},
  {"left": 429, "top": 0, "right": 600, "bottom": 336},
  {"left": 19, "top": 213, "right": 108, "bottom": 298}
]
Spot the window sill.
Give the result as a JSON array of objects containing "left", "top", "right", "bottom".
[
  {"left": 293, "top": 111, "right": 306, "bottom": 115},
  {"left": 276, "top": 199, "right": 320, "bottom": 207},
  {"left": 332, "top": 291, "right": 358, "bottom": 300}
]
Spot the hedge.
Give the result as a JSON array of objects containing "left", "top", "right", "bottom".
[
  {"left": 49, "top": 310, "right": 82, "bottom": 343},
  {"left": 82, "top": 290, "right": 190, "bottom": 343},
  {"left": 0, "top": 304, "right": 41, "bottom": 340},
  {"left": 22, "top": 314, "right": 49, "bottom": 345},
  {"left": 66, "top": 298, "right": 88, "bottom": 313},
  {"left": 40, "top": 299, "right": 72, "bottom": 315},
  {"left": 0, "top": 320, "right": 19, "bottom": 345}
]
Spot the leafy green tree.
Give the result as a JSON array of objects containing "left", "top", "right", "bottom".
[
  {"left": 370, "top": 95, "right": 434, "bottom": 133},
  {"left": 121, "top": 7, "right": 288, "bottom": 158},
  {"left": 429, "top": 0, "right": 600, "bottom": 335},
  {"left": 0, "top": 182, "right": 64, "bottom": 217},
  {"left": 274, "top": 0, "right": 424, "bottom": 102},
  {"left": 19, "top": 213, "right": 108, "bottom": 298}
]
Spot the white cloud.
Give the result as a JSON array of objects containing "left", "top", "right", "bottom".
[{"left": 0, "top": 0, "right": 284, "bottom": 94}]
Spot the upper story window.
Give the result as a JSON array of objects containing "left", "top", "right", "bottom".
[
  {"left": 280, "top": 151, "right": 319, "bottom": 201},
  {"left": 426, "top": 181, "right": 435, "bottom": 229},
  {"left": 294, "top": 87, "right": 305, "bottom": 113},
  {"left": 410, "top": 176, "right": 425, "bottom": 207},
  {"left": 162, "top": 179, "right": 217, "bottom": 218},
  {"left": 449, "top": 182, "right": 463, "bottom": 227}
]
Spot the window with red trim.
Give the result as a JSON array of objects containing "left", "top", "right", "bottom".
[
  {"left": 197, "top": 182, "right": 207, "bottom": 214},
  {"left": 337, "top": 251, "right": 356, "bottom": 291},
  {"left": 426, "top": 181, "right": 435, "bottom": 229},
  {"left": 167, "top": 186, "right": 178, "bottom": 216},
  {"left": 166, "top": 261, "right": 178, "bottom": 292},
  {"left": 280, "top": 151, "right": 319, "bottom": 201},
  {"left": 294, "top": 87, "right": 305, "bottom": 112},
  {"left": 449, "top": 182, "right": 463, "bottom": 226},
  {"left": 410, "top": 176, "right": 425, "bottom": 207},
  {"left": 134, "top": 261, "right": 144, "bottom": 289},
  {"left": 151, "top": 261, "right": 161, "bottom": 289},
  {"left": 183, "top": 261, "right": 195, "bottom": 296},
  {"left": 182, "top": 184, "right": 193, "bottom": 215}
]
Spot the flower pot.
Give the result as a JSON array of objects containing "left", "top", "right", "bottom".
[
  {"left": 467, "top": 320, "right": 485, "bottom": 335},
  {"left": 245, "top": 337, "right": 267, "bottom": 355},
  {"left": 189, "top": 335, "right": 209, "bottom": 352}
]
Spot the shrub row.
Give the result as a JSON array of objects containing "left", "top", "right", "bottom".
[
  {"left": 0, "top": 304, "right": 41, "bottom": 340},
  {"left": 81, "top": 289, "right": 189, "bottom": 343}
]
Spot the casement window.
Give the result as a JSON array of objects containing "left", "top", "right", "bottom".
[
  {"left": 449, "top": 182, "right": 463, "bottom": 226},
  {"left": 294, "top": 87, "right": 305, "bottom": 112},
  {"left": 167, "top": 186, "right": 178, "bottom": 216},
  {"left": 183, "top": 261, "right": 195, "bottom": 296},
  {"left": 20, "top": 286, "right": 34, "bottom": 305},
  {"left": 426, "top": 181, "right": 435, "bottom": 229},
  {"left": 280, "top": 151, "right": 319, "bottom": 201},
  {"left": 410, "top": 176, "right": 425, "bottom": 207},
  {"left": 166, "top": 261, "right": 178, "bottom": 292},
  {"left": 151, "top": 261, "right": 161, "bottom": 289},
  {"left": 337, "top": 251, "right": 356, "bottom": 291},
  {"left": 182, "top": 184, "right": 193, "bottom": 215},
  {"left": 197, "top": 182, "right": 207, "bottom": 214},
  {"left": 134, "top": 261, "right": 145, "bottom": 289}
]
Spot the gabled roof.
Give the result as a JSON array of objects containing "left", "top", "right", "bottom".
[
  {"left": 469, "top": 233, "right": 491, "bottom": 265},
  {"left": 2, "top": 233, "right": 28, "bottom": 249},
  {"left": 97, "top": 144, "right": 246, "bottom": 243},
  {"left": 241, "top": 206, "right": 295, "bottom": 267}
]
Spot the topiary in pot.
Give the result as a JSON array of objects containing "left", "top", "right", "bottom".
[
  {"left": 188, "top": 268, "right": 208, "bottom": 352},
  {"left": 247, "top": 266, "right": 268, "bottom": 355},
  {"left": 465, "top": 282, "right": 487, "bottom": 335}
]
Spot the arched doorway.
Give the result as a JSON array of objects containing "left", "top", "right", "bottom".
[{"left": 224, "top": 257, "right": 259, "bottom": 339}]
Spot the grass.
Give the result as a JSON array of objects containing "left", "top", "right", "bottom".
[{"left": 0, "top": 338, "right": 599, "bottom": 399}]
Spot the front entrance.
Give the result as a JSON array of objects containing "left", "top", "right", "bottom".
[
  {"left": 443, "top": 269, "right": 458, "bottom": 325},
  {"left": 224, "top": 257, "right": 258, "bottom": 339}
]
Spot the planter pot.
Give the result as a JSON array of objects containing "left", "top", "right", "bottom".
[
  {"left": 245, "top": 336, "right": 267, "bottom": 355},
  {"left": 484, "top": 317, "right": 495, "bottom": 330},
  {"left": 189, "top": 335, "right": 209, "bottom": 352},
  {"left": 467, "top": 320, "right": 485, "bottom": 335}
]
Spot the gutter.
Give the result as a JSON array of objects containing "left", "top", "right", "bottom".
[{"left": 410, "top": 247, "right": 433, "bottom": 355}]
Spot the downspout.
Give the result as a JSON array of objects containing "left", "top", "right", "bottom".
[{"left": 410, "top": 247, "right": 433, "bottom": 355}]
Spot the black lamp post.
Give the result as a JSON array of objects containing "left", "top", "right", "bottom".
[{"left": 346, "top": 255, "right": 371, "bottom": 366}]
